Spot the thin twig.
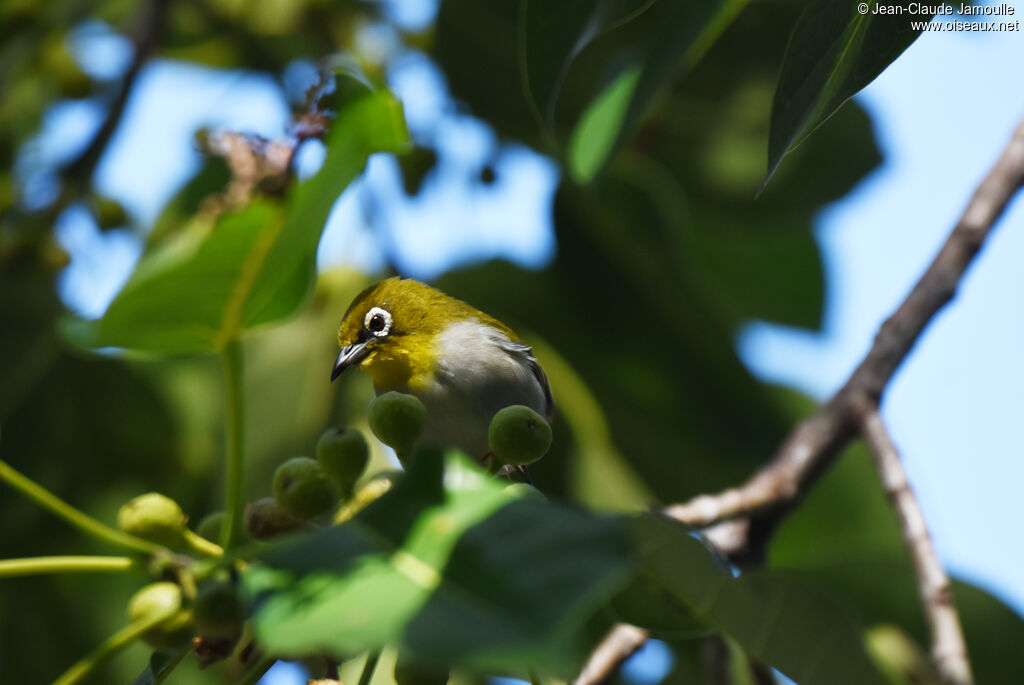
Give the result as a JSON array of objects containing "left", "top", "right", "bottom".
[
  {"left": 573, "top": 624, "right": 648, "bottom": 685},
  {"left": 0, "top": 459, "right": 158, "bottom": 555},
  {"left": 51, "top": 607, "right": 178, "bottom": 685},
  {"left": 579, "top": 113, "right": 1024, "bottom": 685},
  {"left": 220, "top": 338, "right": 247, "bottom": 550},
  {"left": 858, "top": 404, "right": 973, "bottom": 685},
  {"left": 0, "top": 555, "right": 139, "bottom": 578}
]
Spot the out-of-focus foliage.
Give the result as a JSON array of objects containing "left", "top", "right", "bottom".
[
  {"left": 633, "top": 516, "right": 886, "bottom": 685},
  {"left": 64, "top": 90, "right": 408, "bottom": 354},
  {"left": 248, "top": 451, "right": 632, "bottom": 674},
  {"left": 1, "top": 0, "right": 1020, "bottom": 683}
]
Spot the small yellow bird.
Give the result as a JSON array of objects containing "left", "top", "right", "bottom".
[{"left": 330, "top": 277, "right": 553, "bottom": 459}]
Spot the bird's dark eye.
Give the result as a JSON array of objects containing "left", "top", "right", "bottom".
[{"left": 364, "top": 306, "right": 392, "bottom": 337}]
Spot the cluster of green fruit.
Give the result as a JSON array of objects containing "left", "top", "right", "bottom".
[
  {"left": 367, "top": 391, "right": 553, "bottom": 468},
  {"left": 116, "top": 492, "right": 248, "bottom": 651},
  {"left": 111, "top": 392, "right": 552, "bottom": 661}
]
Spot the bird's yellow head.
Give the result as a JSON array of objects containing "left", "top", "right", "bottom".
[{"left": 331, "top": 277, "right": 512, "bottom": 392}]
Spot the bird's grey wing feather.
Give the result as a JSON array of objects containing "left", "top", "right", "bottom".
[{"left": 500, "top": 340, "right": 555, "bottom": 422}]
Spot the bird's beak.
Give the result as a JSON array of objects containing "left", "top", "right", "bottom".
[{"left": 331, "top": 342, "right": 369, "bottom": 381}]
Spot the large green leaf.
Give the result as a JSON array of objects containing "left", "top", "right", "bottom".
[
  {"left": 567, "top": 0, "right": 747, "bottom": 182},
  {"left": 767, "top": 0, "right": 929, "bottom": 178},
  {"left": 519, "top": 0, "right": 655, "bottom": 128},
  {"left": 64, "top": 91, "right": 408, "bottom": 354},
  {"left": 246, "top": 451, "right": 632, "bottom": 675},
  {"left": 633, "top": 515, "right": 887, "bottom": 685}
]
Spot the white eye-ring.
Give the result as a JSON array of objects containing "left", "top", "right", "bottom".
[{"left": 364, "top": 306, "right": 393, "bottom": 337}]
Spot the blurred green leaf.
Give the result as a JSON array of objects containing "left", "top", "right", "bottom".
[
  {"left": 952, "top": 579, "right": 1024, "bottom": 685},
  {"left": 566, "top": 0, "right": 746, "bottom": 181},
  {"left": 441, "top": 192, "right": 792, "bottom": 504},
  {"left": 519, "top": 0, "right": 655, "bottom": 127},
  {"left": 528, "top": 339, "right": 654, "bottom": 511},
  {"left": 567, "top": 64, "right": 640, "bottom": 183},
  {"left": 0, "top": 269, "right": 185, "bottom": 684},
  {"left": 148, "top": 157, "right": 231, "bottom": 245},
  {"left": 606, "top": 575, "right": 706, "bottom": 639},
  {"left": 865, "top": 624, "right": 938, "bottom": 685},
  {"left": 64, "top": 91, "right": 408, "bottom": 354},
  {"left": 767, "top": 0, "right": 928, "bottom": 179},
  {"left": 634, "top": 515, "right": 887, "bottom": 685},
  {"left": 247, "top": 451, "right": 631, "bottom": 674},
  {"left": 439, "top": 2, "right": 882, "bottom": 511}
]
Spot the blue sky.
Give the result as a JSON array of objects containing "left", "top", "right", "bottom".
[
  {"left": 18, "top": 7, "right": 1024, "bottom": 684},
  {"left": 742, "top": 23, "right": 1024, "bottom": 615}
]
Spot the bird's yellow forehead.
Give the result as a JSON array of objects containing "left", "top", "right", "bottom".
[{"left": 336, "top": 276, "right": 511, "bottom": 345}]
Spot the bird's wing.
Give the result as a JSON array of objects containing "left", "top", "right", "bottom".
[{"left": 500, "top": 340, "right": 555, "bottom": 422}]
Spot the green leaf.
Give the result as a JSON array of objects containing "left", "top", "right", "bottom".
[
  {"left": 633, "top": 515, "right": 887, "bottom": 685},
  {"left": 246, "top": 451, "right": 631, "bottom": 674},
  {"left": 565, "top": 0, "right": 747, "bottom": 181},
  {"left": 567, "top": 64, "right": 640, "bottom": 183},
  {"left": 64, "top": 91, "right": 408, "bottom": 354},
  {"left": 767, "top": 0, "right": 929, "bottom": 179},
  {"left": 519, "top": 0, "right": 655, "bottom": 127}
]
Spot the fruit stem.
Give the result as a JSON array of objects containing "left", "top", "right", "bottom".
[
  {"left": 182, "top": 529, "right": 224, "bottom": 557},
  {"left": 0, "top": 459, "right": 157, "bottom": 555},
  {"left": 0, "top": 555, "right": 140, "bottom": 578},
  {"left": 357, "top": 649, "right": 382, "bottom": 685},
  {"left": 50, "top": 608, "right": 176, "bottom": 685},
  {"left": 220, "top": 338, "right": 246, "bottom": 550}
]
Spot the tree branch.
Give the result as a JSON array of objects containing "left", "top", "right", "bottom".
[
  {"left": 580, "top": 113, "right": 1024, "bottom": 684},
  {"left": 858, "top": 403, "right": 972, "bottom": 685},
  {"left": 573, "top": 623, "right": 648, "bottom": 685},
  {"left": 666, "top": 111, "right": 1024, "bottom": 532}
]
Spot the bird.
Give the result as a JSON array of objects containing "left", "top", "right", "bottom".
[{"left": 330, "top": 277, "right": 554, "bottom": 462}]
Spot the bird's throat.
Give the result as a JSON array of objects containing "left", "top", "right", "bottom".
[{"left": 363, "top": 339, "right": 436, "bottom": 394}]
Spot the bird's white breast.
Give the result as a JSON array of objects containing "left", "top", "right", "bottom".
[{"left": 411, "top": 319, "right": 547, "bottom": 457}]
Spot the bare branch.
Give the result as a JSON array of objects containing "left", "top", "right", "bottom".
[
  {"left": 573, "top": 624, "right": 648, "bottom": 685},
  {"left": 581, "top": 113, "right": 1024, "bottom": 685},
  {"left": 666, "top": 112, "right": 1024, "bottom": 532},
  {"left": 858, "top": 403, "right": 973, "bottom": 685}
]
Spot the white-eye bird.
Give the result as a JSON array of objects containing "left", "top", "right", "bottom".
[{"left": 330, "top": 277, "right": 554, "bottom": 459}]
